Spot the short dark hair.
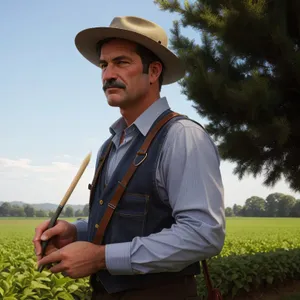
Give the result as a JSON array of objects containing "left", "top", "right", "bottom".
[{"left": 96, "top": 38, "right": 164, "bottom": 91}]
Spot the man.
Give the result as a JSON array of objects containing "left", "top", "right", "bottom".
[{"left": 33, "top": 16, "right": 225, "bottom": 300}]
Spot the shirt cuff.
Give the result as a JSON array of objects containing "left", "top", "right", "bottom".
[
  {"left": 105, "top": 242, "right": 133, "bottom": 275},
  {"left": 72, "top": 219, "right": 88, "bottom": 241}
]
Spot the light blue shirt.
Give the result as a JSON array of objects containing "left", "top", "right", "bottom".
[{"left": 75, "top": 97, "right": 225, "bottom": 275}]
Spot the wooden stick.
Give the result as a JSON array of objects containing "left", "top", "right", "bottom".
[{"left": 38, "top": 152, "right": 92, "bottom": 272}]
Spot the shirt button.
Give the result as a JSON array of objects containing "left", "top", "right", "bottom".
[
  {"left": 95, "top": 224, "right": 99, "bottom": 229},
  {"left": 99, "top": 200, "right": 104, "bottom": 205}
]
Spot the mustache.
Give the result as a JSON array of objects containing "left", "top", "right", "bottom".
[{"left": 102, "top": 80, "right": 126, "bottom": 92}]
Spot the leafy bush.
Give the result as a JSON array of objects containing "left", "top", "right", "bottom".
[
  {"left": 197, "top": 249, "right": 300, "bottom": 299},
  {"left": 0, "top": 237, "right": 91, "bottom": 299}
]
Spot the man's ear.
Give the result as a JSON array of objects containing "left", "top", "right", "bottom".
[{"left": 149, "top": 61, "right": 163, "bottom": 85}]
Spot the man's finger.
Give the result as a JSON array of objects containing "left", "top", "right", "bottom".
[
  {"left": 50, "top": 262, "right": 66, "bottom": 274},
  {"left": 33, "top": 241, "right": 42, "bottom": 257},
  {"left": 36, "top": 243, "right": 57, "bottom": 261},
  {"left": 34, "top": 237, "right": 54, "bottom": 258},
  {"left": 34, "top": 224, "right": 62, "bottom": 258},
  {"left": 39, "top": 222, "right": 64, "bottom": 242},
  {"left": 33, "top": 220, "right": 50, "bottom": 242},
  {"left": 32, "top": 220, "right": 51, "bottom": 255},
  {"left": 38, "top": 249, "right": 62, "bottom": 269},
  {"left": 44, "top": 244, "right": 58, "bottom": 256}
]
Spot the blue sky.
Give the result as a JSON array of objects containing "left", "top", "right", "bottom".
[{"left": 0, "top": 0, "right": 299, "bottom": 207}]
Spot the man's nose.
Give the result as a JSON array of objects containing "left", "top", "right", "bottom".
[{"left": 102, "top": 64, "right": 117, "bottom": 82}]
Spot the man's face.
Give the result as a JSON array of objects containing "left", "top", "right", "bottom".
[{"left": 99, "top": 39, "right": 150, "bottom": 109}]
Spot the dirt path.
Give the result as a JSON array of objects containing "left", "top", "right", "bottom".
[{"left": 224, "top": 280, "right": 300, "bottom": 300}]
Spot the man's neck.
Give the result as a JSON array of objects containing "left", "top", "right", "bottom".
[{"left": 121, "top": 93, "right": 160, "bottom": 126}]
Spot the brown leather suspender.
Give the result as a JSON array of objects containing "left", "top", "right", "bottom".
[
  {"left": 92, "top": 111, "right": 180, "bottom": 245},
  {"left": 90, "top": 110, "right": 222, "bottom": 299},
  {"left": 201, "top": 260, "right": 222, "bottom": 299}
]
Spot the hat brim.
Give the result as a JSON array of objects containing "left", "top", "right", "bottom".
[{"left": 74, "top": 27, "right": 185, "bottom": 85}]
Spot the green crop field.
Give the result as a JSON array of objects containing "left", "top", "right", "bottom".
[
  {"left": 222, "top": 217, "right": 300, "bottom": 255},
  {"left": 0, "top": 217, "right": 300, "bottom": 299}
]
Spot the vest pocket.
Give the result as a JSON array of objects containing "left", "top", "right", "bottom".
[{"left": 109, "top": 193, "right": 149, "bottom": 243}]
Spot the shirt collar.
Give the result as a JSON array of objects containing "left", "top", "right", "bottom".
[{"left": 109, "top": 97, "right": 170, "bottom": 137}]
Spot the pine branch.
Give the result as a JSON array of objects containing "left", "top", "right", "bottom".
[{"left": 153, "top": 0, "right": 184, "bottom": 13}]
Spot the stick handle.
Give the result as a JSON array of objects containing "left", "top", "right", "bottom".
[
  {"left": 38, "top": 205, "right": 64, "bottom": 272},
  {"left": 37, "top": 152, "right": 91, "bottom": 272}
]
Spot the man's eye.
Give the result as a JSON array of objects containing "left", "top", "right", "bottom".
[
  {"left": 99, "top": 62, "right": 107, "bottom": 69},
  {"left": 117, "top": 61, "right": 128, "bottom": 65}
]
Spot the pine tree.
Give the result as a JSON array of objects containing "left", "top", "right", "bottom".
[{"left": 155, "top": 0, "right": 300, "bottom": 191}]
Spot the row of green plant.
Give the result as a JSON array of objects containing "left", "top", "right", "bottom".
[
  {"left": 1, "top": 237, "right": 300, "bottom": 299},
  {"left": 0, "top": 237, "right": 91, "bottom": 300},
  {"left": 1, "top": 217, "right": 300, "bottom": 299},
  {"left": 197, "top": 249, "right": 300, "bottom": 299}
]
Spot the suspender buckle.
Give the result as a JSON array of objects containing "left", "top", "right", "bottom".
[{"left": 134, "top": 151, "right": 148, "bottom": 166}]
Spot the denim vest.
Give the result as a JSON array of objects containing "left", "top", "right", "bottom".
[{"left": 88, "top": 110, "right": 200, "bottom": 293}]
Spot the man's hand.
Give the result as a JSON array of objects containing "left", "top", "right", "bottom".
[
  {"left": 37, "top": 241, "right": 106, "bottom": 279},
  {"left": 33, "top": 219, "right": 77, "bottom": 261}
]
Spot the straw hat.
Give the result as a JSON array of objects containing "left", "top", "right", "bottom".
[{"left": 74, "top": 16, "right": 185, "bottom": 85}]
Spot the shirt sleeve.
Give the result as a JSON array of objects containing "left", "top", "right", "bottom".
[
  {"left": 73, "top": 219, "right": 89, "bottom": 242},
  {"left": 105, "top": 119, "right": 225, "bottom": 275}
]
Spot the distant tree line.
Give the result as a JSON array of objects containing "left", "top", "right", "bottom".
[
  {"left": 2, "top": 192, "right": 300, "bottom": 218},
  {"left": 226, "top": 193, "right": 300, "bottom": 217},
  {"left": 0, "top": 202, "right": 89, "bottom": 218}
]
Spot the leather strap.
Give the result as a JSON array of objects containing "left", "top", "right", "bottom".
[
  {"left": 201, "top": 260, "right": 213, "bottom": 296},
  {"left": 92, "top": 111, "right": 180, "bottom": 245},
  {"left": 201, "top": 260, "right": 223, "bottom": 299}
]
